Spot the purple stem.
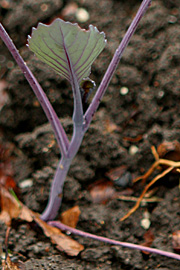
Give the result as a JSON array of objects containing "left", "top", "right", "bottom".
[
  {"left": 41, "top": 118, "right": 84, "bottom": 221},
  {"left": 0, "top": 23, "right": 69, "bottom": 157},
  {"left": 49, "top": 221, "right": 180, "bottom": 261},
  {"left": 41, "top": 157, "right": 71, "bottom": 221},
  {"left": 84, "top": 0, "right": 152, "bottom": 131}
]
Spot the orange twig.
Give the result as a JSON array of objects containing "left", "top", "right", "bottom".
[
  {"left": 120, "top": 144, "right": 180, "bottom": 221},
  {"left": 120, "top": 166, "right": 174, "bottom": 221}
]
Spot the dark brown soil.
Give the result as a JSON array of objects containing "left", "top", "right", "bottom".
[{"left": 0, "top": 0, "right": 180, "bottom": 269}]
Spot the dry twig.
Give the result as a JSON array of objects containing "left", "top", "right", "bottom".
[{"left": 120, "top": 146, "right": 180, "bottom": 221}]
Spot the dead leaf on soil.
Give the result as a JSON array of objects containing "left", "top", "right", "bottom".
[
  {"left": 60, "top": 205, "right": 81, "bottom": 228},
  {"left": 157, "top": 140, "right": 180, "bottom": 173},
  {"left": 0, "top": 186, "right": 84, "bottom": 256},
  {"left": 141, "top": 230, "right": 155, "bottom": 255},
  {"left": 32, "top": 212, "right": 84, "bottom": 256},
  {"left": 0, "top": 186, "right": 33, "bottom": 226},
  {"left": 89, "top": 179, "right": 117, "bottom": 204},
  {"left": 157, "top": 140, "right": 180, "bottom": 161}
]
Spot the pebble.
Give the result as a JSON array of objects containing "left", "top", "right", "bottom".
[
  {"left": 120, "top": 86, "right": 129, "bottom": 95},
  {"left": 140, "top": 218, "right": 151, "bottom": 230},
  {"left": 19, "top": 179, "right": 33, "bottom": 188},
  {"left": 76, "top": 8, "right": 89, "bottom": 22},
  {"left": 140, "top": 210, "right": 151, "bottom": 229},
  {"left": 129, "top": 145, "right": 139, "bottom": 155}
]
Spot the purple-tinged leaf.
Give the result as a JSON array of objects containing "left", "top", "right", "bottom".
[{"left": 28, "top": 18, "right": 106, "bottom": 84}]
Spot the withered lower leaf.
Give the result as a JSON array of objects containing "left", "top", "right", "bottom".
[
  {"left": 0, "top": 186, "right": 84, "bottom": 256},
  {"left": 32, "top": 212, "right": 84, "bottom": 256}
]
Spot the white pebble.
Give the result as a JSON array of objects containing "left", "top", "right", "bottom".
[
  {"left": 120, "top": 86, "right": 129, "bottom": 95},
  {"left": 140, "top": 218, "right": 151, "bottom": 230},
  {"left": 76, "top": 8, "right": 89, "bottom": 22},
  {"left": 129, "top": 145, "right": 139, "bottom": 155},
  {"left": 19, "top": 179, "right": 33, "bottom": 188}
]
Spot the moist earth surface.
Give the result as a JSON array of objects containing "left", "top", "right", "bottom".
[{"left": 0, "top": 0, "right": 180, "bottom": 269}]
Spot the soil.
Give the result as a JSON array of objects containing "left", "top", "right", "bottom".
[{"left": 0, "top": 0, "right": 180, "bottom": 269}]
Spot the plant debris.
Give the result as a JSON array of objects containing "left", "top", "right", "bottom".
[
  {"left": 60, "top": 205, "right": 81, "bottom": 228},
  {"left": 0, "top": 186, "right": 84, "bottom": 256},
  {"left": 120, "top": 144, "right": 180, "bottom": 221},
  {"left": 88, "top": 179, "right": 116, "bottom": 204}
]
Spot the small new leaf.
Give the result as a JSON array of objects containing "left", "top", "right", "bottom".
[{"left": 28, "top": 18, "right": 106, "bottom": 84}]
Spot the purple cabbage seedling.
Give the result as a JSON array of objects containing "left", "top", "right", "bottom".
[
  {"left": 1, "top": 0, "right": 180, "bottom": 261},
  {"left": 27, "top": 19, "right": 106, "bottom": 221},
  {"left": 0, "top": 0, "right": 151, "bottom": 222}
]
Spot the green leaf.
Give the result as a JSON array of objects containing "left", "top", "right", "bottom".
[{"left": 28, "top": 18, "right": 106, "bottom": 83}]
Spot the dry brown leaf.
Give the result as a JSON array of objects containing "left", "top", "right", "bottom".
[
  {"left": 157, "top": 140, "right": 180, "bottom": 173},
  {"left": 0, "top": 186, "right": 84, "bottom": 256},
  {"left": 0, "top": 186, "right": 33, "bottom": 226},
  {"left": 89, "top": 179, "right": 117, "bottom": 204},
  {"left": 141, "top": 230, "right": 155, "bottom": 255},
  {"left": 32, "top": 212, "right": 84, "bottom": 256},
  {"left": 157, "top": 140, "right": 180, "bottom": 160},
  {"left": 60, "top": 205, "right": 81, "bottom": 228}
]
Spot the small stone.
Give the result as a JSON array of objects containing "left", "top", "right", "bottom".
[
  {"left": 129, "top": 145, "right": 139, "bottom": 155},
  {"left": 19, "top": 179, "right": 33, "bottom": 188},
  {"left": 140, "top": 218, "right": 151, "bottom": 229},
  {"left": 120, "top": 86, "right": 129, "bottom": 95},
  {"left": 76, "top": 8, "right": 89, "bottom": 22}
]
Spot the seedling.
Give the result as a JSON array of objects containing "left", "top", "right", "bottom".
[{"left": 0, "top": 0, "right": 152, "bottom": 221}]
